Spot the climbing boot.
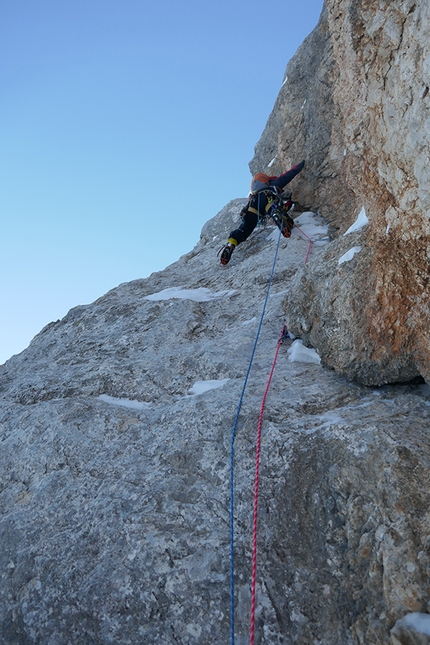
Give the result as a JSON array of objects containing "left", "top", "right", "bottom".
[{"left": 218, "top": 243, "right": 235, "bottom": 265}]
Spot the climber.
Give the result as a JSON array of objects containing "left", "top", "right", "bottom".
[{"left": 218, "top": 160, "right": 305, "bottom": 266}]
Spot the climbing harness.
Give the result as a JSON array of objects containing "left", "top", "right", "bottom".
[
  {"left": 253, "top": 189, "right": 294, "bottom": 234},
  {"left": 229, "top": 216, "right": 314, "bottom": 645}
]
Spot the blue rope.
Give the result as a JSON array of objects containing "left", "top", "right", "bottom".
[{"left": 229, "top": 223, "right": 283, "bottom": 645}]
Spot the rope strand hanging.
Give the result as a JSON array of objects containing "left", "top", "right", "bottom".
[
  {"left": 229, "top": 215, "right": 314, "bottom": 645},
  {"left": 249, "top": 324, "right": 287, "bottom": 645},
  {"left": 229, "top": 224, "right": 283, "bottom": 645}
]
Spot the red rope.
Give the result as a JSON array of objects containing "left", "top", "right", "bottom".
[
  {"left": 249, "top": 223, "right": 313, "bottom": 643},
  {"left": 294, "top": 224, "right": 313, "bottom": 264},
  {"left": 249, "top": 325, "right": 286, "bottom": 645}
]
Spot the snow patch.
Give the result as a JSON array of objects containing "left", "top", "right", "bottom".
[
  {"left": 267, "top": 227, "right": 283, "bottom": 243},
  {"left": 187, "top": 379, "right": 230, "bottom": 396},
  {"left": 268, "top": 157, "right": 277, "bottom": 168},
  {"left": 338, "top": 246, "right": 362, "bottom": 265},
  {"left": 287, "top": 340, "right": 321, "bottom": 365},
  {"left": 98, "top": 394, "right": 150, "bottom": 410},
  {"left": 267, "top": 212, "right": 329, "bottom": 245},
  {"left": 343, "top": 207, "right": 368, "bottom": 235},
  {"left": 267, "top": 226, "right": 281, "bottom": 242},
  {"left": 401, "top": 613, "right": 430, "bottom": 636},
  {"left": 144, "top": 287, "right": 236, "bottom": 302},
  {"left": 292, "top": 212, "right": 329, "bottom": 241}
]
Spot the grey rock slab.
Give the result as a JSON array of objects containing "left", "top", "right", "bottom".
[{"left": 1, "top": 203, "right": 430, "bottom": 644}]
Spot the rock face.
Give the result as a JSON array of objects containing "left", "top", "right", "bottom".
[
  {"left": 250, "top": 4, "right": 358, "bottom": 229},
  {"left": 251, "top": 1, "right": 430, "bottom": 387},
  {"left": 283, "top": 225, "right": 424, "bottom": 386},
  {"left": 1, "top": 2, "right": 430, "bottom": 644},
  {"left": 1, "top": 205, "right": 430, "bottom": 645}
]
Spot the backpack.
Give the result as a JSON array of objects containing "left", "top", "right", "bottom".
[{"left": 250, "top": 172, "right": 272, "bottom": 194}]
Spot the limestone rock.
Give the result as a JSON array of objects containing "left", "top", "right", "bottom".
[
  {"left": 1, "top": 204, "right": 430, "bottom": 644},
  {"left": 283, "top": 225, "right": 423, "bottom": 385},
  {"left": 250, "top": 5, "right": 358, "bottom": 231},
  {"left": 256, "top": 1, "right": 430, "bottom": 386},
  {"left": 391, "top": 613, "right": 430, "bottom": 645},
  {"left": 2, "top": 0, "right": 430, "bottom": 642}
]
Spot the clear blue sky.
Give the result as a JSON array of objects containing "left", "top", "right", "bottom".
[{"left": 0, "top": 0, "right": 323, "bottom": 364}]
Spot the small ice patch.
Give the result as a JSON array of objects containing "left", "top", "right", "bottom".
[
  {"left": 287, "top": 340, "right": 321, "bottom": 365},
  {"left": 188, "top": 379, "right": 230, "bottom": 396},
  {"left": 268, "top": 157, "right": 277, "bottom": 167},
  {"left": 268, "top": 212, "right": 329, "bottom": 245},
  {"left": 292, "top": 212, "right": 329, "bottom": 240},
  {"left": 343, "top": 207, "right": 368, "bottom": 235},
  {"left": 144, "top": 287, "right": 236, "bottom": 302},
  {"left": 98, "top": 394, "right": 150, "bottom": 410},
  {"left": 401, "top": 613, "right": 430, "bottom": 636},
  {"left": 338, "top": 246, "right": 362, "bottom": 265}
]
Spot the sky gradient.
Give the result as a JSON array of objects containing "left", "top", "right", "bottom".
[{"left": 1, "top": 0, "right": 324, "bottom": 364}]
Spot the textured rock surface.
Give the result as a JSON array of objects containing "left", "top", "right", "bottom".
[
  {"left": 1, "top": 202, "right": 430, "bottom": 644},
  {"left": 2, "top": 1, "right": 430, "bottom": 642},
  {"left": 250, "top": 4, "right": 358, "bottom": 230},
  {"left": 391, "top": 614, "right": 430, "bottom": 645},
  {"left": 283, "top": 227, "right": 423, "bottom": 386},
  {"left": 253, "top": 0, "right": 430, "bottom": 386}
]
